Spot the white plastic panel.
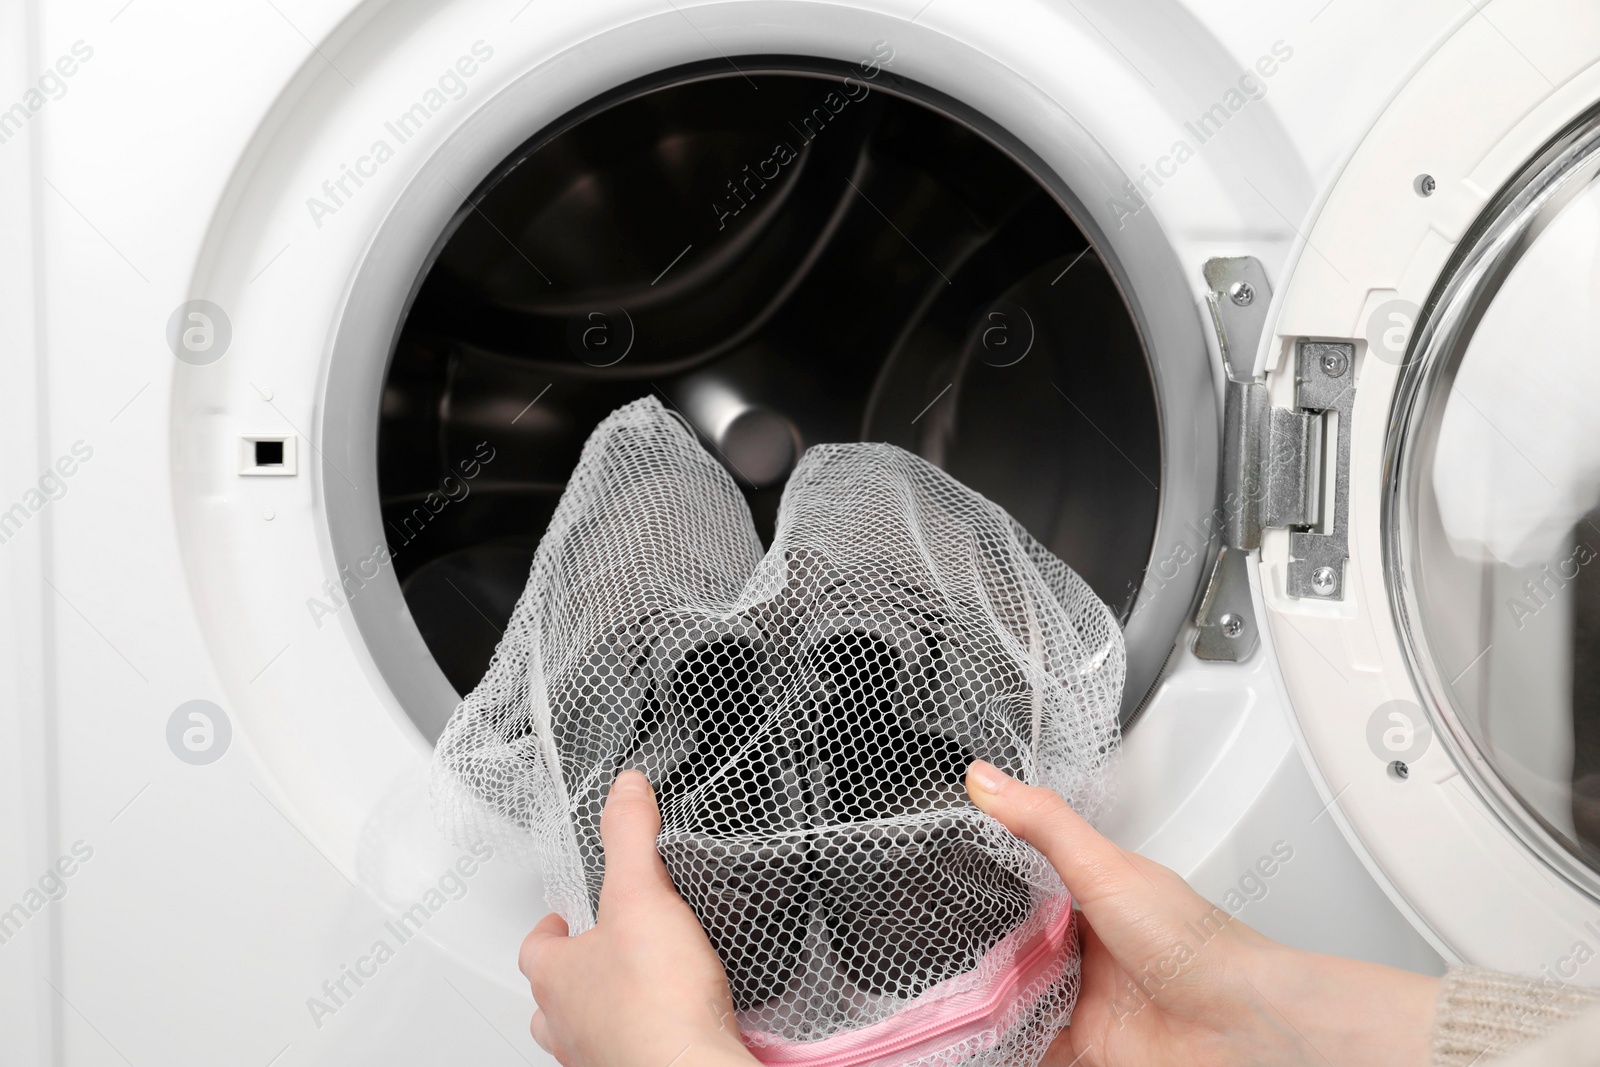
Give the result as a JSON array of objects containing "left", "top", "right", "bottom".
[{"left": 1267, "top": 0, "right": 1600, "bottom": 976}]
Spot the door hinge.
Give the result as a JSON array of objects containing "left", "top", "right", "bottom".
[
  {"left": 1193, "top": 258, "right": 1355, "bottom": 661},
  {"left": 1208, "top": 258, "right": 1354, "bottom": 600}
]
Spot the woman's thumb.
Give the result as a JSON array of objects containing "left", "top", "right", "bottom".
[
  {"left": 965, "top": 760, "right": 1142, "bottom": 913},
  {"left": 596, "top": 770, "right": 675, "bottom": 919}
]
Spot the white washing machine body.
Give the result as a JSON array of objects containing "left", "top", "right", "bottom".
[{"left": 3, "top": 1, "right": 1598, "bottom": 1064}]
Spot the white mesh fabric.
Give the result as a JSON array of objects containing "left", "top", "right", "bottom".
[{"left": 432, "top": 397, "right": 1123, "bottom": 1064}]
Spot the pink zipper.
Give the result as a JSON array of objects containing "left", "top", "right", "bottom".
[{"left": 742, "top": 897, "right": 1075, "bottom": 1067}]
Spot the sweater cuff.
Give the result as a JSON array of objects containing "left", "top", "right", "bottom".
[{"left": 1431, "top": 964, "right": 1600, "bottom": 1066}]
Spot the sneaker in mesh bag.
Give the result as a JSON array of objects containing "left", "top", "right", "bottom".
[{"left": 432, "top": 397, "right": 1124, "bottom": 1067}]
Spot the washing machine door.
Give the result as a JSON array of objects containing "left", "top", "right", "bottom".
[{"left": 1256, "top": 1, "right": 1600, "bottom": 975}]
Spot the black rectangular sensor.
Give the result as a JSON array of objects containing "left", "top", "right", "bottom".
[{"left": 255, "top": 440, "right": 285, "bottom": 466}]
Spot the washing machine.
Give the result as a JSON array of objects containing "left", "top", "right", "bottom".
[{"left": 6, "top": 0, "right": 1600, "bottom": 1063}]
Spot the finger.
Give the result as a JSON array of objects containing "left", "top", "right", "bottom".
[
  {"left": 596, "top": 770, "right": 674, "bottom": 919},
  {"left": 530, "top": 1009, "right": 554, "bottom": 1054},
  {"left": 1074, "top": 917, "right": 1122, "bottom": 1007},
  {"left": 518, "top": 912, "right": 569, "bottom": 980},
  {"left": 966, "top": 761, "right": 1165, "bottom": 933},
  {"left": 1042, "top": 1022, "right": 1096, "bottom": 1067},
  {"left": 1064, "top": 920, "right": 1124, "bottom": 1053}
]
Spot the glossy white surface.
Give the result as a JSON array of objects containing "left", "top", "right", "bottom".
[{"left": 1267, "top": 0, "right": 1600, "bottom": 980}]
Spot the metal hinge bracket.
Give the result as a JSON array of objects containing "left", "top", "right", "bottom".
[
  {"left": 1210, "top": 254, "right": 1354, "bottom": 600},
  {"left": 1223, "top": 344, "right": 1354, "bottom": 600},
  {"left": 1193, "top": 258, "right": 1356, "bottom": 661}
]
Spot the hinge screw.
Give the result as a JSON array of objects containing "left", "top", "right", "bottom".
[
  {"left": 1311, "top": 566, "right": 1337, "bottom": 595},
  {"left": 1219, "top": 613, "right": 1245, "bottom": 639},
  {"left": 1228, "top": 281, "right": 1255, "bottom": 306},
  {"left": 1320, "top": 349, "right": 1349, "bottom": 377}
]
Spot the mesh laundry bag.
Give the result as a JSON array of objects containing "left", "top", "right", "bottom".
[{"left": 433, "top": 397, "right": 1124, "bottom": 1067}]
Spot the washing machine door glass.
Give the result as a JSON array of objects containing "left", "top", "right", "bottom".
[{"left": 1390, "top": 109, "right": 1600, "bottom": 893}]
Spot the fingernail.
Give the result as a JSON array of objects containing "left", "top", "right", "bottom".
[
  {"left": 968, "top": 760, "right": 1010, "bottom": 796},
  {"left": 612, "top": 770, "right": 650, "bottom": 796}
]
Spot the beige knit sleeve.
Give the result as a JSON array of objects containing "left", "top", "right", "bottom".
[{"left": 1431, "top": 965, "right": 1600, "bottom": 1066}]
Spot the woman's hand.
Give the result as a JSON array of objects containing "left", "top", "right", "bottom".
[
  {"left": 518, "top": 763, "right": 1441, "bottom": 1067},
  {"left": 518, "top": 771, "right": 757, "bottom": 1067},
  {"left": 965, "top": 760, "right": 1439, "bottom": 1067}
]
